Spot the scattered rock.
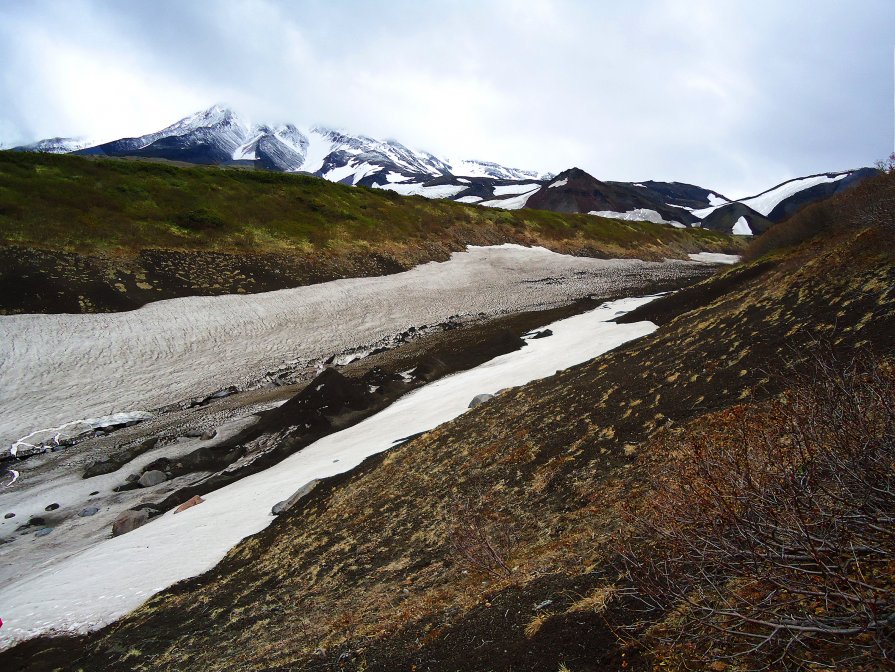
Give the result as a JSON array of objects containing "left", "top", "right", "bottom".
[
  {"left": 28, "top": 517, "right": 45, "bottom": 526},
  {"left": 112, "top": 510, "right": 148, "bottom": 537},
  {"left": 89, "top": 491, "right": 99, "bottom": 496},
  {"left": 125, "top": 473, "right": 140, "bottom": 483},
  {"left": 45, "top": 503, "right": 60, "bottom": 511},
  {"left": 78, "top": 506, "right": 100, "bottom": 517},
  {"left": 201, "top": 428, "right": 218, "bottom": 441},
  {"left": 4, "top": 512, "right": 14, "bottom": 519},
  {"left": 271, "top": 480, "right": 319, "bottom": 515},
  {"left": 138, "top": 470, "right": 167, "bottom": 488},
  {"left": 174, "top": 495, "right": 205, "bottom": 514},
  {"left": 468, "top": 393, "right": 494, "bottom": 408},
  {"left": 82, "top": 436, "right": 159, "bottom": 479},
  {"left": 34, "top": 527, "right": 53, "bottom": 537},
  {"left": 113, "top": 482, "right": 140, "bottom": 493},
  {"left": 181, "top": 428, "right": 206, "bottom": 438},
  {"left": 528, "top": 328, "right": 553, "bottom": 339}
]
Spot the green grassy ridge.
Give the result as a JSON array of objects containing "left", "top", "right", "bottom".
[{"left": 0, "top": 151, "right": 738, "bottom": 257}]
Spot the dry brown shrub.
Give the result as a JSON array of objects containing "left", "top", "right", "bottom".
[{"left": 620, "top": 349, "right": 895, "bottom": 670}]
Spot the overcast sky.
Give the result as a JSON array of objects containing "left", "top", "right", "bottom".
[{"left": 1, "top": 0, "right": 892, "bottom": 197}]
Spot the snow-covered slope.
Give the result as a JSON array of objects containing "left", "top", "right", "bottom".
[
  {"left": 17, "top": 105, "right": 543, "bottom": 193},
  {"left": 14, "top": 136, "right": 101, "bottom": 154},
  {"left": 739, "top": 173, "right": 851, "bottom": 217}
]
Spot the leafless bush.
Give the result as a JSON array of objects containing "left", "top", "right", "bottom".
[
  {"left": 875, "top": 152, "right": 895, "bottom": 174},
  {"left": 620, "top": 349, "right": 895, "bottom": 670},
  {"left": 448, "top": 484, "right": 516, "bottom": 579}
]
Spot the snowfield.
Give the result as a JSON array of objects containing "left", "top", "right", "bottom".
[
  {"left": 589, "top": 208, "right": 686, "bottom": 228},
  {"left": 688, "top": 252, "right": 740, "bottom": 264},
  {"left": 0, "top": 245, "right": 699, "bottom": 449},
  {"left": 373, "top": 182, "right": 467, "bottom": 199},
  {"left": 0, "top": 294, "right": 660, "bottom": 648}
]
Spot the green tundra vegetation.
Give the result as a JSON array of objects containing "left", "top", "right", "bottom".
[{"left": 0, "top": 151, "right": 737, "bottom": 258}]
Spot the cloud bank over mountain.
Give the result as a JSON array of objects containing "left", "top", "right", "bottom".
[{"left": 0, "top": 0, "right": 892, "bottom": 197}]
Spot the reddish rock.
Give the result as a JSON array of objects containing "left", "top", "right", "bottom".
[
  {"left": 174, "top": 495, "right": 205, "bottom": 514},
  {"left": 112, "top": 510, "right": 148, "bottom": 537}
]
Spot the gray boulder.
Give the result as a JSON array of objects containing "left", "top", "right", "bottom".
[
  {"left": 112, "top": 510, "right": 148, "bottom": 537},
  {"left": 468, "top": 393, "right": 494, "bottom": 408},
  {"left": 272, "top": 480, "right": 320, "bottom": 515},
  {"left": 78, "top": 506, "right": 100, "bottom": 517},
  {"left": 138, "top": 470, "right": 167, "bottom": 488}
]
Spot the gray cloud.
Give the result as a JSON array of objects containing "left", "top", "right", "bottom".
[{"left": 0, "top": 0, "right": 892, "bottom": 196}]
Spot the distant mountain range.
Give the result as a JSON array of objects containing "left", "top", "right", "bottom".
[{"left": 13, "top": 105, "right": 879, "bottom": 235}]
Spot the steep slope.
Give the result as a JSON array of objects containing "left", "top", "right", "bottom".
[
  {"left": 756, "top": 167, "right": 881, "bottom": 221},
  {"left": 621, "top": 179, "right": 731, "bottom": 209},
  {"left": 6, "top": 173, "right": 892, "bottom": 671}
]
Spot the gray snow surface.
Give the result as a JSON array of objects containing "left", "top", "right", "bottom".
[{"left": 0, "top": 245, "right": 697, "bottom": 447}]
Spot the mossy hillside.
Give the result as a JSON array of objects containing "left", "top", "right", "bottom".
[{"left": 0, "top": 151, "right": 735, "bottom": 257}]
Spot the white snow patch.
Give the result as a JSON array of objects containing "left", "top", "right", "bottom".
[
  {"left": 455, "top": 195, "right": 484, "bottom": 203},
  {"left": 589, "top": 209, "right": 685, "bottom": 228},
  {"left": 738, "top": 173, "right": 850, "bottom": 216},
  {"left": 479, "top": 186, "right": 540, "bottom": 210},
  {"left": 0, "top": 295, "right": 659, "bottom": 647},
  {"left": 732, "top": 216, "right": 753, "bottom": 236},
  {"left": 689, "top": 193, "right": 733, "bottom": 219},
  {"left": 385, "top": 171, "right": 412, "bottom": 183},
  {"left": 374, "top": 182, "right": 467, "bottom": 199},
  {"left": 548, "top": 178, "right": 569, "bottom": 188},
  {"left": 688, "top": 253, "right": 741, "bottom": 265},
  {"left": 493, "top": 183, "right": 542, "bottom": 196},
  {"left": 323, "top": 163, "right": 361, "bottom": 183},
  {"left": 298, "top": 129, "right": 335, "bottom": 173},
  {"left": 231, "top": 133, "right": 264, "bottom": 161}
]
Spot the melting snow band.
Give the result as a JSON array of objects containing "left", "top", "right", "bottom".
[{"left": 0, "top": 294, "right": 659, "bottom": 649}]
